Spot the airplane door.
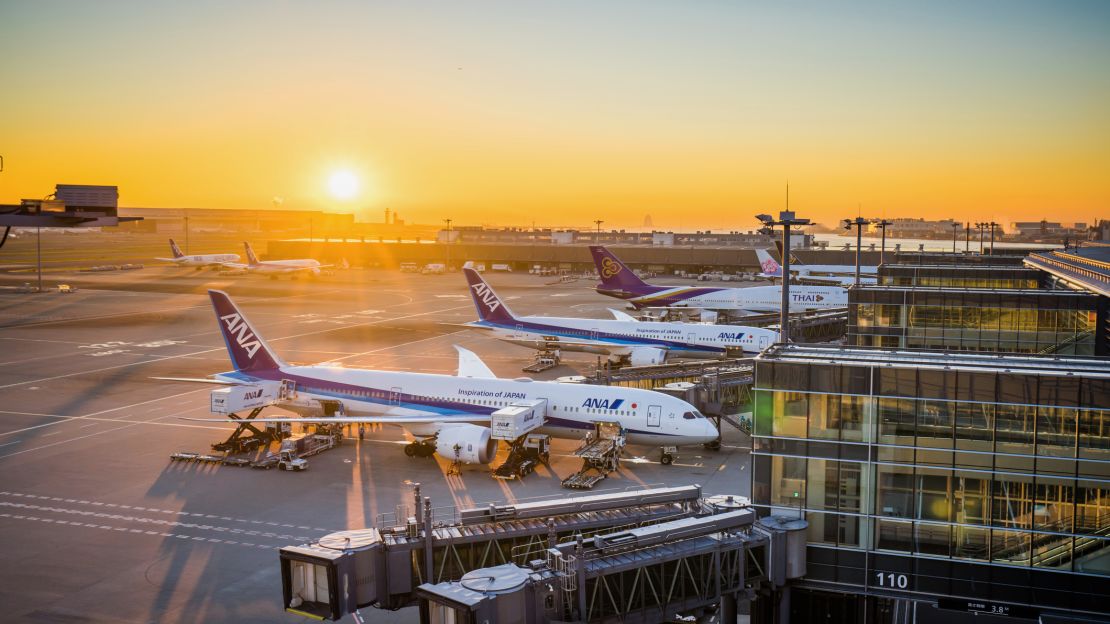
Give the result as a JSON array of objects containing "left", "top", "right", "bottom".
[
  {"left": 647, "top": 405, "right": 661, "bottom": 428},
  {"left": 687, "top": 332, "right": 697, "bottom": 346},
  {"left": 279, "top": 379, "right": 296, "bottom": 400},
  {"left": 590, "top": 328, "right": 600, "bottom": 341},
  {"left": 759, "top": 335, "right": 770, "bottom": 349},
  {"left": 389, "top": 387, "right": 402, "bottom": 406}
]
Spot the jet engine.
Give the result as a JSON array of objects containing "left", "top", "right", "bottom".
[
  {"left": 435, "top": 424, "right": 498, "bottom": 464},
  {"left": 628, "top": 347, "right": 667, "bottom": 367}
]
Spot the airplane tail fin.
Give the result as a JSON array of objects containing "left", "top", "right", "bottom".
[
  {"left": 169, "top": 239, "right": 184, "bottom": 259},
  {"left": 755, "top": 249, "right": 782, "bottom": 276},
  {"left": 243, "top": 242, "right": 261, "bottom": 266},
  {"left": 208, "top": 290, "right": 285, "bottom": 372},
  {"left": 589, "top": 246, "right": 650, "bottom": 292},
  {"left": 773, "top": 240, "right": 802, "bottom": 266},
  {"left": 464, "top": 268, "right": 517, "bottom": 324}
]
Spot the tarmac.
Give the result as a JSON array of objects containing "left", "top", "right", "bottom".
[{"left": 0, "top": 263, "right": 752, "bottom": 623}]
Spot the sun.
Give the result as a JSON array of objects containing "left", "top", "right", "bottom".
[{"left": 327, "top": 170, "right": 359, "bottom": 200}]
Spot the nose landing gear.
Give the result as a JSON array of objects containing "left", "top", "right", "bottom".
[{"left": 659, "top": 446, "right": 678, "bottom": 465}]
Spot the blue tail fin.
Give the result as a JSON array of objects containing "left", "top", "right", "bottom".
[
  {"left": 209, "top": 290, "right": 285, "bottom": 372},
  {"left": 464, "top": 269, "right": 517, "bottom": 324}
]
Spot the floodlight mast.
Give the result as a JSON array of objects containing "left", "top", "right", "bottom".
[
  {"left": 842, "top": 217, "right": 869, "bottom": 286},
  {"left": 757, "top": 211, "right": 810, "bottom": 344}
]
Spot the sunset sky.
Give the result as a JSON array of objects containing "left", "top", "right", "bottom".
[{"left": 1, "top": 1, "right": 1107, "bottom": 229}]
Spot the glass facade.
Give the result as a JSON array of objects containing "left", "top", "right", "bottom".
[
  {"left": 878, "top": 265, "right": 1043, "bottom": 289},
  {"left": 849, "top": 287, "right": 1107, "bottom": 356},
  {"left": 752, "top": 349, "right": 1110, "bottom": 580}
]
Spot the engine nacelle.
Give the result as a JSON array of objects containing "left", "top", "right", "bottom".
[
  {"left": 628, "top": 347, "right": 667, "bottom": 367},
  {"left": 435, "top": 424, "right": 498, "bottom": 464}
]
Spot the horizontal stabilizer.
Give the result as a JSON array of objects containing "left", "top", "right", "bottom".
[
  {"left": 182, "top": 414, "right": 490, "bottom": 425},
  {"left": 608, "top": 308, "right": 639, "bottom": 322},
  {"left": 151, "top": 376, "right": 243, "bottom": 385}
]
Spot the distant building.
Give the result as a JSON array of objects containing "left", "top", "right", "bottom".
[
  {"left": 431, "top": 226, "right": 813, "bottom": 248},
  {"left": 866, "top": 218, "right": 961, "bottom": 238}
]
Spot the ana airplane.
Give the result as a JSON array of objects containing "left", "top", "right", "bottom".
[
  {"left": 590, "top": 246, "right": 847, "bottom": 314},
  {"left": 224, "top": 242, "right": 325, "bottom": 276},
  {"left": 463, "top": 269, "right": 778, "bottom": 365},
  {"left": 155, "top": 239, "right": 239, "bottom": 268},
  {"left": 173, "top": 290, "right": 718, "bottom": 465},
  {"left": 755, "top": 249, "right": 876, "bottom": 286}
]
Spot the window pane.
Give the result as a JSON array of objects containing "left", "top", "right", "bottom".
[
  {"left": 770, "top": 456, "right": 807, "bottom": 507},
  {"left": 878, "top": 398, "right": 915, "bottom": 444},
  {"left": 877, "top": 465, "right": 913, "bottom": 517},
  {"left": 916, "top": 469, "right": 950, "bottom": 522},
  {"left": 808, "top": 393, "right": 838, "bottom": 440},
  {"left": 952, "top": 525, "right": 989, "bottom": 561},
  {"left": 952, "top": 472, "right": 990, "bottom": 526},
  {"left": 877, "top": 519, "right": 912, "bottom": 553},
  {"left": 915, "top": 522, "right": 950, "bottom": 557},
  {"left": 991, "top": 529, "right": 1031, "bottom": 566},
  {"left": 992, "top": 478, "right": 1034, "bottom": 530},
  {"left": 773, "top": 391, "right": 807, "bottom": 438}
]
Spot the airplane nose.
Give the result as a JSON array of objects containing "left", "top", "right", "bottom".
[{"left": 703, "top": 418, "right": 719, "bottom": 444}]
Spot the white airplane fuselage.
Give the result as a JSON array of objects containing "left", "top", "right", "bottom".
[
  {"left": 218, "top": 365, "right": 717, "bottom": 447},
  {"left": 475, "top": 315, "right": 777, "bottom": 358}
]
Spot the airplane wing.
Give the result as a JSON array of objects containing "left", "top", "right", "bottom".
[
  {"left": 151, "top": 376, "right": 245, "bottom": 385},
  {"left": 455, "top": 346, "right": 497, "bottom": 379},
  {"left": 154, "top": 257, "right": 180, "bottom": 262}
]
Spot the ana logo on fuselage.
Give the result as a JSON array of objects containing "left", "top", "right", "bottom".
[
  {"left": 471, "top": 283, "right": 501, "bottom": 313},
  {"left": 244, "top": 389, "right": 263, "bottom": 399},
  {"left": 220, "top": 313, "right": 262, "bottom": 359},
  {"left": 717, "top": 332, "right": 746, "bottom": 341},
  {"left": 583, "top": 398, "right": 624, "bottom": 410},
  {"left": 600, "top": 257, "right": 623, "bottom": 279}
]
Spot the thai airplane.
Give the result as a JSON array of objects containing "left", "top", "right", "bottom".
[
  {"left": 172, "top": 290, "right": 718, "bottom": 465},
  {"left": 463, "top": 269, "right": 778, "bottom": 365},
  {"left": 155, "top": 239, "right": 239, "bottom": 268},
  {"left": 589, "top": 246, "right": 847, "bottom": 314},
  {"left": 755, "top": 249, "right": 876, "bottom": 286},
  {"left": 225, "top": 242, "right": 325, "bottom": 276}
]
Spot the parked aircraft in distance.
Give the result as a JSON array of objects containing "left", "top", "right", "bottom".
[
  {"left": 589, "top": 246, "right": 847, "bottom": 314},
  {"left": 223, "top": 242, "right": 326, "bottom": 276},
  {"left": 154, "top": 239, "right": 239, "bottom": 268},
  {"left": 463, "top": 269, "right": 778, "bottom": 365},
  {"left": 756, "top": 249, "right": 876, "bottom": 286},
  {"left": 171, "top": 290, "right": 717, "bottom": 465}
]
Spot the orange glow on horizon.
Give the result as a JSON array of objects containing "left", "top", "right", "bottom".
[{"left": 0, "top": 3, "right": 1105, "bottom": 230}]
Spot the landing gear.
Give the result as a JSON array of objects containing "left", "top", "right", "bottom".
[
  {"left": 404, "top": 439, "right": 435, "bottom": 458},
  {"left": 703, "top": 438, "right": 722, "bottom": 451},
  {"left": 659, "top": 445, "right": 678, "bottom": 465}
]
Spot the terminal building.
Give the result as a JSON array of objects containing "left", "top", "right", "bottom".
[
  {"left": 751, "top": 344, "right": 1110, "bottom": 622},
  {"left": 847, "top": 286, "right": 1108, "bottom": 356}
]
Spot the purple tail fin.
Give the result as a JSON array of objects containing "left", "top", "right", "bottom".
[
  {"left": 589, "top": 246, "right": 654, "bottom": 294},
  {"left": 208, "top": 290, "right": 285, "bottom": 372},
  {"left": 464, "top": 268, "right": 516, "bottom": 324},
  {"left": 169, "top": 239, "right": 184, "bottom": 258},
  {"left": 243, "top": 242, "right": 261, "bottom": 266}
]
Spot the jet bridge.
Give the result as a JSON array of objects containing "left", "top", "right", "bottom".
[
  {"left": 279, "top": 485, "right": 725, "bottom": 619},
  {"left": 414, "top": 509, "right": 811, "bottom": 623}
]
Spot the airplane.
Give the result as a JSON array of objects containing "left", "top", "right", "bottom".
[
  {"left": 171, "top": 290, "right": 718, "bottom": 465},
  {"left": 463, "top": 268, "right": 778, "bottom": 365},
  {"left": 224, "top": 242, "right": 326, "bottom": 276},
  {"left": 155, "top": 239, "right": 239, "bottom": 268},
  {"left": 755, "top": 249, "right": 877, "bottom": 286},
  {"left": 589, "top": 246, "right": 847, "bottom": 314}
]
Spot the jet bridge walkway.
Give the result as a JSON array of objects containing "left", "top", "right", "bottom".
[{"left": 278, "top": 484, "right": 712, "bottom": 618}]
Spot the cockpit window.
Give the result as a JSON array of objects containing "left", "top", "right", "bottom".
[{"left": 682, "top": 411, "right": 704, "bottom": 420}]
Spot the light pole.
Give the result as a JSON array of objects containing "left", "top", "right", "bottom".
[
  {"left": 843, "top": 217, "right": 869, "bottom": 286},
  {"left": 443, "top": 218, "right": 452, "bottom": 269},
  {"left": 975, "top": 222, "right": 987, "bottom": 254},
  {"left": 951, "top": 222, "right": 960, "bottom": 254},
  {"left": 593, "top": 219, "right": 604, "bottom": 243},
  {"left": 873, "top": 219, "right": 892, "bottom": 266},
  {"left": 988, "top": 221, "right": 999, "bottom": 255},
  {"left": 757, "top": 211, "right": 810, "bottom": 344}
]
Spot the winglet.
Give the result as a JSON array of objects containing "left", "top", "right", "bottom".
[
  {"left": 208, "top": 290, "right": 285, "bottom": 372},
  {"left": 455, "top": 345, "right": 497, "bottom": 379}
]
